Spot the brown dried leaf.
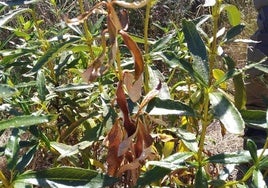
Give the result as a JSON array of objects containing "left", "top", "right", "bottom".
[
  {"left": 123, "top": 72, "right": 142, "bottom": 102},
  {"left": 119, "top": 9, "right": 129, "bottom": 31},
  {"left": 119, "top": 30, "right": 144, "bottom": 80},
  {"left": 116, "top": 80, "right": 136, "bottom": 136},
  {"left": 138, "top": 81, "right": 162, "bottom": 114},
  {"left": 113, "top": 0, "right": 150, "bottom": 9},
  {"left": 107, "top": 119, "right": 123, "bottom": 176},
  {"left": 64, "top": 2, "right": 106, "bottom": 25}
]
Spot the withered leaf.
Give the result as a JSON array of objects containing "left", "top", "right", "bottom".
[
  {"left": 119, "top": 9, "right": 129, "bottom": 31},
  {"left": 107, "top": 119, "right": 123, "bottom": 176},
  {"left": 123, "top": 72, "right": 142, "bottom": 102},
  {"left": 113, "top": 0, "right": 150, "bottom": 9},
  {"left": 81, "top": 57, "right": 106, "bottom": 83},
  {"left": 116, "top": 80, "right": 136, "bottom": 136},
  {"left": 119, "top": 30, "right": 144, "bottom": 80}
]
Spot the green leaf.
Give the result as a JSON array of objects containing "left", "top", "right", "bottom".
[
  {"left": 0, "top": 115, "right": 56, "bottom": 131},
  {"left": 252, "top": 169, "right": 266, "bottom": 188},
  {"left": 54, "top": 84, "right": 93, "bottom": 92},
  {"left": 0, "top": 0, "right": 41, "bottom": 6},
  {"left": 247, "top": 139, "right": 258, "bottom": 163},
  {"left": 167, "top": 128, "right": 198, "bottom": 152},
  {"left": 146, "top": 152, "right": 193, "bottom": 171},
  {"left": 220, "top": 4, "right": 241, "bottom": 26},
  {"left": 36, "top": 71, "right": 48, "bottom": 102},
  {"left": 233, "top": 73, "right": 246, "bottom": 110},
  {"left": 136, "top": 166, "right": 171, "bottom": 187},
  {"left": 240, "top": 110, "right": 267, "bottom": 129},
  {"left": 16, "top": 145, "right": 38, "bottom": 172},
  {"left": 195, "top": 167, "right": 208, "bottom": 188},
  {"left": 5, "top": 128, "right": 20, "bottom": 170},
  {"left": 209, "top": 92, "right": 245, "bottom": 134},
  {"left": 0, "top": 84, "right": 17, "bottom": 98},
  {"left": 182, "top": 19, "right": 209, "bottom": 86},
  {"left": 31, "top": 38, "right": 79, "bottom": 73},
  {"left": 150, "top": 32, "right": 174, "bottom": 52},
  {"left": 145, "top": 97, "right": 195, "bottom": 116},
  {"left": 14, "top": 167, "right": 118, "bottom": 187},
  {"left": 207, "top": 151, "right": 252, "bottom": 164},
  {"left": 0, "top": 8, "right": 30, "bottom": 27},
  {"left": 224, "top": 24, "right": 245, "bottom": 42}
]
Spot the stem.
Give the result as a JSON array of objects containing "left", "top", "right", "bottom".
[
  {"left": 209, "top": 1, "right": 220, "bottom": 84},
  {"left": 78, "top": 0, "right": 95, "bottom": 59},
  {"left": 143, "top": 0, "right": 152, "bottom": 93},
  {"left": 0, "top": 170, "right": 9, "bottom": 188},
  {"left": 197, "top": 88, "right": 210, "bottom": 164}
]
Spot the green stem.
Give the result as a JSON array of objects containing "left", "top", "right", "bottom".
[
  {"left": 209, "top": 1, "right": 220, "bottom": 84},
  {"left": 197, "top": 88, "right": 210, "bottom": 164},
  {"left": 143, "top": 0, "right": 152, "bottom": 93},
  {"left": 78, "top": 0, "right": 95, "bottom": 59}
]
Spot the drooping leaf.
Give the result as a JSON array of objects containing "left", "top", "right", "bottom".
[
  {"left": 220, "top": 4, "right": 241, "bottom": 26},
  {"left": 146, "top": 97, "right": 195, "bottom": 116},
  {"left": 14, "top": 167, "right": 118, "bottom": 187},
  {"left": 209, "top": 92, "right": 245, "bottom": 134},
  {"left": 5, "top": 128, "right": 20, "bottom": 170},
  {"left": 106, "top": 119, "right": 123, "bottom": 176},
  {"left": 123, "top": 72, "right": 142, "bottom": 102},
  {"left": 0, "top": 115, "right": 56, "bottom": 131},
  {"left": 31, "top": 38, "right": 79, "bottom": 73},
  {"left": 0, "top": 84, "right": 17, "bottom": 98},
  {"left": 0, "top": 8, "right": 30, "bottom": 27},
  {"left": 120, "top": 30, "right": 144, "bottom": 80},
  {"left": 182, "top": 19, "right": 209, "bottom": 86},
  {"left": 116, "top": 80, "right": 136, "bottom": 136}
]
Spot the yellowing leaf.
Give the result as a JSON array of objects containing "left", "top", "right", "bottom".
[
  {"left": 212, "top": 69, "right": 227, "bottom": 89},
  {"left": 163, "top": 141, "right": 174, "bottom": 158}
]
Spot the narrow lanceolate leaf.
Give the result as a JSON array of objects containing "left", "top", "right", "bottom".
[
  {"left": 0, "top": 8, "right": 30, "bottom": 27},
  {"left": 146, "top": 97, "right": 195, "bottom": 116},
  {"left": 15, "top": 145, "right": 38, "bottom": 173},
  {"left": 0, "top": 0, "right": 41, "bottom": 6},
  {"left": 146, "top": 152, "right": 193, "bottom": 171},
  {"left": 247, "top": 139, "right": 258, "bottom": 163},
  {"left": 0, "top": 115, "right": 56, "bottom": 131},
  {"left": 120, "top": 30, "right": 144, "bottom": 80},
  {"left": 5, "top": 129, "right": 20, "bottom": 170},
  {"left": 14, "top": 167, "right": 118, "bottom": 188},
  {"left": 209, "top": 92, "right": 245, "bottom": 134},
  {"left": 252, "top": 170, "right": 267, "bottom": 188},
  {"left": 224, "top": 24, "right": 245, "bottom": 42},
  {"left": 0, "top": 84, "right": 17, "bottom": 98},
  {"left": 54, "top": 84, "right": 94, "bottom": 92},
  {"left": 31, "top": 38, "right": 78, "bottom": 73},
  {"left": 182, "top": 19, "right": 209, "bottom": 86},
  {"left": 233, "top": 73, "right": 246, "bottom": 110},
  {"left": 36, "top": 71, "right": 48, "bottom": 102},
  {"left": 240, "top": 110, "right": 267, "bottom": 129},
  {"left": 207, "top": 151, "right": 252, "bottom": 164},
  {"left": 195, "top": 167, "right": 208, "bottom": 188}
]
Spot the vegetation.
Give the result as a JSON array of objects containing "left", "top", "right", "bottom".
[{"left": 0, "top": 0, "right": 267, "bottom": 187}]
